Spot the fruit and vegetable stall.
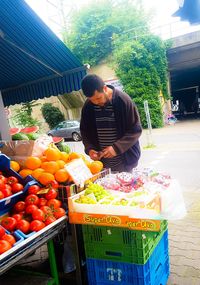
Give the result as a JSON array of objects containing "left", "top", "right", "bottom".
[{"left": 0, "top": 136, "right": 186, "bottom": 285}]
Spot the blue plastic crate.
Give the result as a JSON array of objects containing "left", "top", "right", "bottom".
[
  {"left": 3, "top": 227, "right": 24, "bottom": 246},
  {"left": 0, "top": 154, "right": 37, "bottom": 215},
  {"left": 16, "top": 229, "right": 36, "bottom": 239},
  {"left": 86, "top": 231, "right": 169, "bottom": 285}
]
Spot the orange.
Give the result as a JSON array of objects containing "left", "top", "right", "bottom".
[
  {"left": 60, "top": 152, "right": 70, "bottom": 162},
  {"left": 31, "top": 168, "right": 45, "bottom": 180},
  {"left": 56, "top": 160, "right": 66, "bottom": 169},
  {"left": 54, "top": 169, "right": 69, "bottom": 183},
  {"left": 19, "top": 169, "right": 33, "bottom": 178},
  {"left": 41, "top": 161, "right": 59, "bottom": 174},
  {"left": 10, "top": 161, "right": 20, "bottom": 172},
  {"left": 40, "top": 156, "right": 48, "bottom": 162},
  {"left": 38, "top": 172, "right": 55, "bottom": 186},
  {"left": 84, "top": 160, "right": 91, "bottom": 168},
  {"left": 89, "top": 161, "right": 103, "bottom": 175},
  {"left": 69, "top": 152, "right": 81, "bottom": 161},
  {"left": 25, "top": 156, "right": 41, "bottom": 170},
  {"left": 44, "top": 148, "right": 61, "bottom": 161}
]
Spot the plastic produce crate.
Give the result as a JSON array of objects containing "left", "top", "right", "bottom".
[
  {"left": 86, "top": 231, "right": 169, "bottom": 285},
  {"left": 82, "top": 220, "right": 167, "bottom": 264},
  {"left": 0, "top": 154, "right": 36, "bottom": 215}
]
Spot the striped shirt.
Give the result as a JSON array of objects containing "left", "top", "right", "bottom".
[{"left": 94, "top": 101, "right": 124, "bottom": 171}]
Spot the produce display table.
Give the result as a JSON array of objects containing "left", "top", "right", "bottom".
[{"left": 0, "top": 216, "right": 67, "bottom": 285}]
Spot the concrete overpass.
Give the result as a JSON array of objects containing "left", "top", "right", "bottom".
[{"left": 167, "top": 31, "right": 200, "bottom": 114}]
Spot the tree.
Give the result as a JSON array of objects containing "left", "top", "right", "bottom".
[
  {"left": 41, "top": 103, "right": 65, "bottom": 129},
  {"left": 66, "top": 0, "right": 150, "bottom": 65},
  {"left": 114, "top": 35, "right": 169, "bottom": 128},
  {"left": 13, "top": 100, "right": 41, "bottom": 128}
]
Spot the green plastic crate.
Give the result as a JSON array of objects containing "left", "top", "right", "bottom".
[{"left": 82, "top": 220, "right": 168, "bottom": 265}]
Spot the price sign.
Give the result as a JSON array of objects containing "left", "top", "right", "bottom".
[{"left": 65, "top": 158, "right": 93, "bottom": 187}]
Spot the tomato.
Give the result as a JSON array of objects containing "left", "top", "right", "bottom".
[
  {"left": 12, "top": 183, "right": 24, "bottom": 194},
  {"left": 47, "top": 180, "right": 59, "bottom": 189},
  {"left": 7, "top": 176, "right": 18, "bottom": 185},
  {"left": 32, "top": 209, "right": 45, "bottom": 221},
  {"left": 1, "top": 184, "right": 12, "bottom": 197},
  {"left": 45, "top": 189, "right": 58, "bottom": 200},
  {"left": 1, "top": 217, "right": 17, "bottom": 231},
  {"left": 25, "top": 194, "right": 39, "bottom": 206},
  {"left": 47, "top": 199, "right": 61, "bottom": 210},
  {"left": 16, "top": 220, "right": 30, "bottom": 233},
  {"left": 12, "top": 213, "right": 23, "bottom": 222},
  {"left": 38, "top": 198, "right": 47, "bottom": 207},
  {"left": 53, "top": 208, "right": 66, "bottom": 219},
  {"left": 1, "top": 234, "right": 16, "bottom": 246},
  {"left": 0, "top": 226, "right": 6, "bottom": 238},
  {"left": 30, "top": 220, "right": 45, "bottom": 232},
  {"left": 25, "top": 204, "right": 38, "bottom": 215},
  {"left": 0, "top": 175, "right": 7, "bottom": 184},
  {"left": 13, "top": 201, "right": 26, "bottom": 213},
  {"left": 45, "top": 216, "right": 56, "bottom": 226},
  {"left": 0, "top": 240, "right": 12, "bottom": 254},
  {"left": 0, "top": 191, "right": 4, "bottom": 200},
  {"left": 28, "top": 185, "right": 41, "bottom": 195},
  {"left": 40, "top": 206, "right": 52, "bottom": 215}
]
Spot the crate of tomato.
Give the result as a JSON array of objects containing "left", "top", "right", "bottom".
[{"left": 0, "top": 154, "right": 37, "bottom": 215}]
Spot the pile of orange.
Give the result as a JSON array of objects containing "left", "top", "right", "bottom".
[{"left": 10, "top": 146, "right": 104, "bottom": 186}]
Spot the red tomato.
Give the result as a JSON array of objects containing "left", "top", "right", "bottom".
[
  {"left": 25, "top": 194, "right": 39, "bottom": 206},
  {"left": 12, "top": 183, "right": 24, "bottom": 194},
  {"left": 7, "top": 176, "right": 18, "bottom": 185},
  {"left": 45, "top": 189, "right": 57, "bottom": 200},
  {"left": 47, "top": 180, "right": 59, "bottom": 189},
  {"left": 0, "top": 175, "right": 7, "bottom": 184},
  {"left": 40, "top": 206, "right": 53, "bottom": 215},
  {"left": 13, "top": 201, "right": 26, "bottom": 213},
  {"left": 32, "top": 209, "right": 45, "bottom": 221},
  {"left": 1, "top": 234, "right": 16, "bottom": 246},
  {"left": 47, "top": 199, "right": 61, "bottom": 210},
  {"left": 1, "top": 184, "right": 12, "bottom": 197},
  {"left": 0, "top": 226, "right": 6, "bottom": 238},
  {"left": 28, "top": 185, "right": 41, "bottom": 195},
  {"left": 45, "top": 216, "right": 56, "bottom": 226},
  {"left": 53, "top": 208, "right": 66, "bottom": 219},
  {"left": 25, "top": 204, "right": 38, "bottom": 215},
  {"left": 12, "top": 213, "right": 23, "bottom": 222},
  {"left": 30, "top": 220, "right": 45, "bottom": 232},
  {"left": 1, "top": 217, "right": 17, "bottom": 231},
  {"left": 16, "top": 220, "right": 30, "bottom": 233},
  {"left": 0, "top": 240, "right": 12, "bottom": 254},
  {"left": 38, "top": 198, "right": 47, "bottom": 207},
  {"left": 0, "top": 191, "right": 4, "bottom": 200}
]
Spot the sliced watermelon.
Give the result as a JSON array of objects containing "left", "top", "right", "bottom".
[
  {"left": 20, "top": 126, "right": 39, "bottom": 134},
  {"left": 52, "top": 137, "right": 64, "bottom": 144},
  {"left": 10, "top": 128, "right": 21, "bottom": 136}
]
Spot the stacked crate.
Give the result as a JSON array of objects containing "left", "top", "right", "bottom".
[{"left": 82, "top": 221, "right": 169, "bottom": 285}]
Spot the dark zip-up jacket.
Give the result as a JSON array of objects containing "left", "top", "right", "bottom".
[{"left": 80, "top": 86, "right": 142, "bottom": 170}]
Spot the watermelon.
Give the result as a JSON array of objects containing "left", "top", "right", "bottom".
[
  {"left": 26, "top": 133, "right": 40, "bottom": 140},
  {"left": 10, "top": 128, "right": 21, "bottom": 136},
  {"left": 52, "top": 137, "right": 64, "bottom": 144},
  {"left": 12, "top": 133, "right": 29, "bottom": 140},
  {"left": 20, "top": 126, "right": 39, "bottom": 134}
]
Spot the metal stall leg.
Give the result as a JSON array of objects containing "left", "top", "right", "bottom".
[{"left": 47, "top": 239, "right": 60, "bottom": 285}]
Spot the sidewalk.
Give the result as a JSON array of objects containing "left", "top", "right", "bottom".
[{"left": 140, "top": 119, "right": 200, "bottom": 285}]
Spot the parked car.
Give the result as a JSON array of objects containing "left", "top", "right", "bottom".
[{"left": 47, "top": 120, "right": 81, "bottom": 141}]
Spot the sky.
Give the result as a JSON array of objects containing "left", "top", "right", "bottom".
[{"left": 25, "top": 0, "right": 200, "bottom": 40}]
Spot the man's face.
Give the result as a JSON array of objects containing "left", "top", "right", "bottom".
[{"left": 89, "top": 86, "right": 109, "bottom": 106}]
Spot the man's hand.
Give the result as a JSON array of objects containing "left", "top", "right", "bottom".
[
  {"left": 102, "top": 146, "right": 117, "bottom": 158},
  {"left": 89, "top": 149, "right": 100, "bottom": 161}
]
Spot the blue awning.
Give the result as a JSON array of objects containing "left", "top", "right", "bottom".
[{"left": 0, "top": 0, "right": 86, "bottom": 106}]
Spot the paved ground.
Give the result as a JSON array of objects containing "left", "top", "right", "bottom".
[{"left": 140, "top": 119, "right": 200, "bottom": 285}]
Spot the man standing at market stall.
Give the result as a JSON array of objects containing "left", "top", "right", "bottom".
[{"left": 80, "top": 74, "right": 142, "bottom": 172}]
